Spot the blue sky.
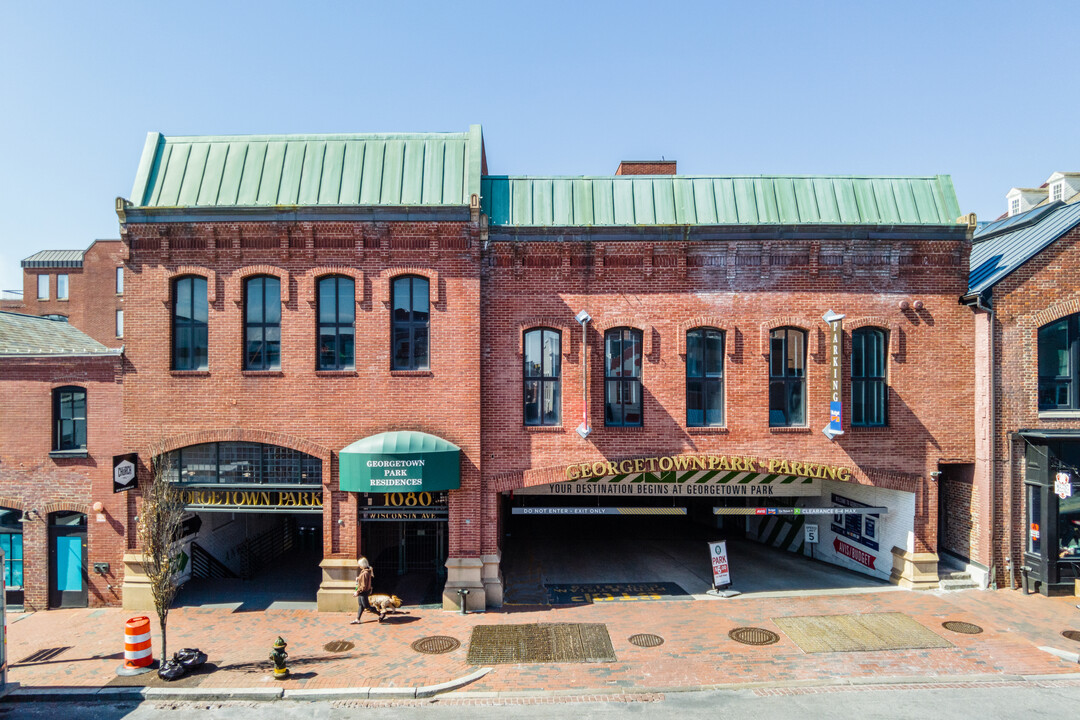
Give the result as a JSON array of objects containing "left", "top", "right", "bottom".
[{"left": 1, "top": 1, "right": 1077, "bottom": 294}]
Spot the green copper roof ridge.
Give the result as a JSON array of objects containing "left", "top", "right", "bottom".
[
  {"left": 483, "top": 173, "right": 953, "bottom": 180},
  {"left": 161, "top": 131, "right": 471, "bottom": 143}
]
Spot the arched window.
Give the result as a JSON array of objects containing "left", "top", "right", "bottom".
[
  {"left": 167, "top": 442, "right": 322, "bottom": 485},
  {"left": 769, "top": 327, "right": 805, "bottom": 427},
  {"left": 852, "top": 327, "right": 887, "bottom": 426},
  {"left": 172, "top": 275, "right": 208, "bottom": 370},
  {"left": 244, "top": 276, "right": 281, "bottom": 370},
  {"left": 686, "top": 327, "right": 724, "bottom": 427},
  {"left": 605, "top": 328, "right": 643, "bottom": 427},
  {"left": 524, "top": 328, "right": 561, "bottom": 426},
  {"left": 317, "top": 276, "right": 355, "bottom": 370},
  {"left": 1039, "top": 314, "right": 1080, "bottom": 410},
  {"left": 53, "top": 386, "right": 87, "bottom": 451},
  {"left": 391, "top": 276, "right": 429, "bottom": 370}
]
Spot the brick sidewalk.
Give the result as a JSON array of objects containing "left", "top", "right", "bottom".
[{"left": 6, "top": 588, "right": 1080, "bottom": 695}]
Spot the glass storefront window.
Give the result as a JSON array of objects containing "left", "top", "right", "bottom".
[
  {"left": 1058, "top": 482, "right": 1080, "bottom": 560},
  {"left": 165, "top": 442, "right": 322, "bottom": 485},
  {"left": 1027, "top": 484, "right": 1042, "bottom": 556}
]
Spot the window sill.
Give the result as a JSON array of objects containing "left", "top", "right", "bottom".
[
  {"left": 50, "top": 450, "right": 89, "bottom": 459},
  {"left": 768, "top": 426, "right": 811, "bottom": 433},
  {"left": 849, "top": 424, "right": 890, "bottom": 432},
  {"left": 315, "top": 370, "right": 358, "bottom": 377},
  {"left": 390, "top": 370, "right": 434, "bottom": 377},
  {"left": 687, "top": 426, "right": 729, "bottom": 434},
  {"left": 170, "top": 370, "right": 210, "bottom": 377},
  {"left": 604, "top": 424, "right": 645, "bottom": 431},
  {"left": 524, "top": 425, "right": 565, "bottom": 433},
  {"left": 241, "top": 370, "right": 284, "bottom": 377},
  {"left": 1038, "top": 410, "right": 1080, "bottom": 420}
]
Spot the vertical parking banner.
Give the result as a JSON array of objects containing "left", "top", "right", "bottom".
[
  {"left": 708, "top": 540, "right": 731, "bottom": 587},
  {"left": 822, "top": 310, "right": 845, "bottom": 440}
]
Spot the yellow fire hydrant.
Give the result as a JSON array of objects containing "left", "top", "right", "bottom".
[{"left": 269, "top": 636, "right": 289, "bottom": 679}]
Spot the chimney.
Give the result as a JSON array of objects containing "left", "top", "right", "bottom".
[{"left": 615, "top": 160, "right": 677, "bottom": 176}]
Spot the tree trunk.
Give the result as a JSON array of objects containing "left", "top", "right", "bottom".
[{"left": 160, "top": 617, "right": 168, "bottom": 665}]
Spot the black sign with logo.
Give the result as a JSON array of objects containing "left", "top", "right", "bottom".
[{"left": 113, "top": 453, "right": 138, "bottom": 493}]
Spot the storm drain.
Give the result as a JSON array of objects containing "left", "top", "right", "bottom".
[
  {"left": 323, "top": 641, "right": 355, "bottom": 653},
  {"left": 942, "top": 621, "right": 984, "bottom": 635},
  {"left": 411, "top": 636, "right": 461, "bottom": 655},
  {"left": 628, "top": 633, "right": 665, "bottom": 648},
  {"left": 466, "top": 623, "right": 616, "bottom": 664},
  {"left": 1062, "top": 630, "right": 1080, "bottom": 643},
  {"left": 16, "top": 646, "right": 71, "bottom": 664},
  {"left": 728, "top": 627, "right": 780, "bottom": 646}
]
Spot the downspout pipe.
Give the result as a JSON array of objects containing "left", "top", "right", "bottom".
[{"left": 575, "top": 310, "right": 592, "bottom": 439}]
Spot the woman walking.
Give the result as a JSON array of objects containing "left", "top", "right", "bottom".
[{"left": 351, "top": 557, "right": 374, "bottom": 624}]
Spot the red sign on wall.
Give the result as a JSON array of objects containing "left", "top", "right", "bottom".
[{"left": 834, "top": 538, "right": 876, "bottom": 569}]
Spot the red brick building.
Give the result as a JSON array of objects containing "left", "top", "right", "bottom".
[
  {"left": 965, "top": 173, "right": 1080, "bottom": 594},
  {"left": 18, "top": 241, "right": 126, "bottom": 347},
  {"left": 0, "top": 311, "right": 124, "bottom": 610}
]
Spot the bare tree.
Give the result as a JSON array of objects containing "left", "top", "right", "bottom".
[{"left": 137, "top": 455, "right": 186, "bottom": 664}]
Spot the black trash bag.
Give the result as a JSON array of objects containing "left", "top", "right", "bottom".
[
  {"left": 157, "top": 658, "right": 187, "bottom": 681},
  {"left": 174, "top": 648, "right": 207, "bottom": 669}
]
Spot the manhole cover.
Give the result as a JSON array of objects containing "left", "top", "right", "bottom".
[
  {"left": 1062, "top": 630, "right": 1080, "bottom": 643},
  {"left": 942, "top": 621, "right": 983, "bottom": 635},
  {"left": 323, "top": 640, "right": 355, "bottom": 653},
  {"left": 411, "top": 636, "right": 461, "bottom": 655},
  {"left": 728, "top": 627, "right": 780, "bottom": 646},
  {"left": 16, "top": 646, "right": 71, "bottom": 664},
  {"left": 628, "top": 633, "right": 665, "bottom": 648}
]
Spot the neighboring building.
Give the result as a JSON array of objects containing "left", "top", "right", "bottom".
[
  {"left": 964, "top": 177, "right": 1080, "bottom": 595},
  {"left": 115, "top": 128, "right": 487, "bottom": 611},
  {"left": 20, "top": 240, "right": 125, "bottom": 347},
  {"left": 477, "top": 171, "right": 974, "bottom": 604},
  {"left": 0, "top": 311, "right": 124, "bottom": 610}
]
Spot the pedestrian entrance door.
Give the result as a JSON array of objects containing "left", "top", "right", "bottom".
[{"left": 48, "top": 511, "right": 87, "bottom": 608}]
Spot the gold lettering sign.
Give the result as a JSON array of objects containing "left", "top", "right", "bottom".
[
  {"left": 179, "top": 488, "right": 323, "bottom": 509},
  {"left": 564, "top": 455, "right": 853, "bottom": 482}
]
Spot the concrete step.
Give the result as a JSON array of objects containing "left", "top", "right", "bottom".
[
  {"left": 938, "top": 577, "right": 979, "bottom": 591},
  {"left": 942, "top": 571, "right": 972, "bottom": 580}
]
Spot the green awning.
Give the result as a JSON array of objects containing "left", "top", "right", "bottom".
[{"left": 339, "top": 431, "right": 460, "bottom": 493}]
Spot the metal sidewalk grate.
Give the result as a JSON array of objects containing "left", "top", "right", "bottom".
[
  {"left": 728, "top": 627, "right": 780, "bottom": 646},
  {"left": 411, "top": 636, "right": 461, "bottom": 655},
  {"left": 628, "top": 633, "right": 665, "bottom": 648},
  {"left": 466, "top": 623, "right": 616, "bottom": 664}
]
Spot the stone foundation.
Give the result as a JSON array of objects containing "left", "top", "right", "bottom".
[
  {"left": 316, "top": 558, "right": 360, "bottom": 612},
  {"left": 443, "top": 557, "right": 485, "bottom": 612},
  {"left": 890, "top": 546, "right": 940, "bottom": 590}
]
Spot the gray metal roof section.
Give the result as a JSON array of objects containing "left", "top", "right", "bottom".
[
  {"left": 21, "top": 249, "right": 86, "bottom": 269},
  {"left": 0, "top": 312, "right": 120, "bottom": 357},
  {"left": 129, "top": 126, "right": 483, "bottom": 210},
  {"left": 481, "top": 175, "right": 961, "bottom": 228},
  {"left": 968, "top": 201, "right": 1080, "bottom": 295}
]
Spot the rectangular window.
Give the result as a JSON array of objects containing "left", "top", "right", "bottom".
[
  {"left": 317, "top": 276, "right": 355, "bottom": 370},
  {"left": 524, "top": 328, "right": 561, "bottom": 425},
  {"left": 1027, "top": 484, "right": 1041, "bottom": 556},
  {"left": 244, "top": 276, "right": 281, "bottom": 370},
  {"left": 173, "top": 276, "right": 209, "bottom": 371},
  {"left": 57, "top": 274, "right": 68, "bottom": 300},
  {"left": 1039, "top": 316, "right": 1076, "bottom": 410},
  {"left": 53, "top": 386, "right": 87, "bottom": 451},
  {"left": 686, "top": 328, "right": 724, "bottom": 426},
  {"left": 769, "top": 328, "right": 806, "bottom": 427},
  {"left": 116, "top": 309, "right": 123, "bottom": 338},
  {"left": 116, "top": 267, "right": 124, "bottom": 294},
  {"left": 0, "top": 532, "right": 23, "bottom": 590},
  {"left": 605, "top": 328, "right": 643, "bottom": 427},
  {"left": 37, "top": 274, "right": 49, "bottom": 300},
  {"left": 851, "top": 328, "right": 887, "bottom": 426},
  {"left": 391, "top": 276, "right": 430, "bottom": 370},
  {"left": 1052, "top": 184, "right": 1064, "bottom": 202},
  {"left": 1010, "top": 198, "right": 1020, "bottom": 216}
]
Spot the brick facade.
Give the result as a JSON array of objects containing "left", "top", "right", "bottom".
[
  {"left": 21, "top": 240, "right": 125, "bottom": 347},
  {"left": 0, "top": 354, "right": 124, "bottom": 609},
  {"left": 480, "top": 232, "right": 975, "bottom": 585}
]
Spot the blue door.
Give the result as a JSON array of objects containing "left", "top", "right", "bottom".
[{"left": 49, "top": 512, "right": 87, "bottom": 608}]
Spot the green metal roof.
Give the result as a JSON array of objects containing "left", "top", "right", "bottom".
[
  {"left": 130, "top": 126, "right": 483, "bottom": 209},
  {"left": 21, "top": 249, "right": 85, "bottom": 269},
  {"left": 481, "top": 175, "right": 961, "bottom": 227},
  {"left": 339, "top": 430, "right": 460, "bottom": 456}
]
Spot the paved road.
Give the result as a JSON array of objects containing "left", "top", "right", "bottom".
[{"left": 9, "top": 683, "right": 1080, "bottom": 719}]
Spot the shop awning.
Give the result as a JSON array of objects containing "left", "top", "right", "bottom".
[{"left": 339, "top": 431, "right": 460, "bottom": 493}]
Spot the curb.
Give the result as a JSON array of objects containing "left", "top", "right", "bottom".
[{"left": 2, "top": 667, "right": 493, "bottom": 704}]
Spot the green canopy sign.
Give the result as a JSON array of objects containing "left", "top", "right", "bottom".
[{"left": 339, "top": 431, "right": 460, "bottom": 492}]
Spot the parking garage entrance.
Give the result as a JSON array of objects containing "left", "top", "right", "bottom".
[{"left": 502, "top": 456, "right": 909, "bottom": 603}]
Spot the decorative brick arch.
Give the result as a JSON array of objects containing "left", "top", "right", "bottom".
[
  {"left": 42, "top": 501, "right": 91, "bottom": 515},
  {"left": 675, "top": 317, "right": 733, "bottom": 356},
  {"left": 592, "top": 316, "right": 653, "bottom": 355},
  {"left": 233, "top": 265, "right": 291, "bottom": 303},
  {"left": 144, "top": 428, "right": 332, "bottom": 466},
  {"left": 48, "top": 379, "right": 89, "bottom": 390},
  {"left": 302, "top": 267, "right": 364, "bottom": 304},
  {"left": 1032, "top": 298, "right": 1080, "bottom": 329},
  {"left": 517, "top": 318, "right": 574, "bottom": 356},
  {"left": 759, "top": 317, "right": 819, "bottom": 355},
  {"left": 374, "top": 267, "right": 440, "bottom": 305},
  {"left": 843, "top": 316, "right": 900, "bottom": 357},
  {"left": 0, "top": 497, "right": 25, "bottom": 512},
  {"left": 161, "top": 265, "right": 218, "bottom": 303}
]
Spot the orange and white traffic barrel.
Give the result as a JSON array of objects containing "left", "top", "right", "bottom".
[{"left": 117, "top": 616, "right": 154, "bottom": 675}]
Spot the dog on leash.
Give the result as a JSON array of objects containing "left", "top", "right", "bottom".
[{"left": 368, "top": 594, "right": 403, "bottom": 620}]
